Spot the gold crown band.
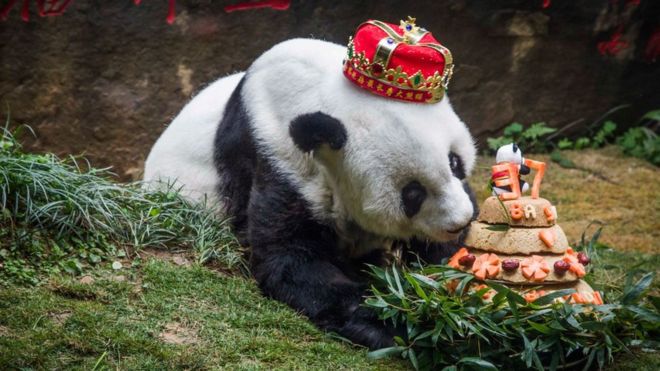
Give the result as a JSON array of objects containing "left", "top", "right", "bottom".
[{"left": 373, "top": 37, "right": 398, "bottom": 71}]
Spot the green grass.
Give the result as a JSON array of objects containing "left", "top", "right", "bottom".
[
  {"left": 0, "top": 259, "right": 405, "bottom": 370},
  {"left": 1, "top": 125, "right": 242, "bottom": 285}
]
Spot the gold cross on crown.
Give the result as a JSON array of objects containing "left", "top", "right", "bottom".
[
  {"left": 400, "top": 16, "right": 424, "bottom": 44},
  {"left": 400, "top": 16, "right": 420, "bottom": 35}
]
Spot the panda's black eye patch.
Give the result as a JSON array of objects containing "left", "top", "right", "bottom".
[
  {"left": 449, "top": 152, "right": 466, "bottom": 180},
  {"left": 401, "top": 181, "right": 427, "bottom": 218}
]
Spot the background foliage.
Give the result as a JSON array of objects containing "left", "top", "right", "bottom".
[{"left": 486, "top": 108, "right": 660, "bottom": 166}]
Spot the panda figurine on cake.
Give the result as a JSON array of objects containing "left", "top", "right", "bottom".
[
  {"left": 144, "top": 17, "right": 477, "bottom": 349},
  {"left": 491, "top": 143, "right": 531, "bottom": 196},
  {"left": 491, "top": 143, "right": 547, "bottom": 200}
]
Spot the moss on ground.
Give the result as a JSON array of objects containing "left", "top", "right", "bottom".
[
  {"left": 470, "top": 146, "right": 659, "bottom": 253},
  {"left": 0, "top": 259, "right": 407, "bottom": 370}
]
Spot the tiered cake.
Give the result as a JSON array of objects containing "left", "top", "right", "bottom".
[{"left": 448, "top": 145, "right": 602, "bottom": 304}]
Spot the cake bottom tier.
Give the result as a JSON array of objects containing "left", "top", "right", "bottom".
[
  {"left": 449, "top": 247, "right": 586, "bottom": 284},
  {"left": 452, "top": 279, "right": 603, "bottom": 305}
]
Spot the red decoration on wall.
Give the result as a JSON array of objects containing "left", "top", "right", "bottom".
[
  {"left": 224, "top": 0, "right": 291, "bottom": 13},
  {"left": 645, "top": 27, "right": 660, "bottom": 62},
  {"left": 1, "top": 0, "right": 23, "bottom": 21},
  {"left": 1, "top": 0, "right": 73, "bottom": 21},
  {"left": 597, "top": 26, "right": 629, "bottom": 56},
  {"left": 542, "top": 0, "right": 551, "bottom": 9},
  {"left": 166, "top": 0, "right": 175, "bottom": 24},
  {"left": 37, "top": 0, "right": 73, "bottom": 16}
]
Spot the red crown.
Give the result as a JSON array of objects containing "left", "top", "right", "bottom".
[{"left": 342, "top": 17, "right": 454, "bottom": 104}]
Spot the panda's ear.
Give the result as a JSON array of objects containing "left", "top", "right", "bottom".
[{"left": 289, "top": 112, "right": 347, "bottom": 153}]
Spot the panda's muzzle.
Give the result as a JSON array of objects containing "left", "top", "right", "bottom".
[{"left": 447, "top": 222, "right": 471, "bottom": 234}]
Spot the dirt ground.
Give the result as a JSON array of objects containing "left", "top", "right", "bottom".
[{"left": 469, "top": 147, "right": 659, "bottom": 254}]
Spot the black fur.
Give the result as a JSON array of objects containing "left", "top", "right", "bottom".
[
  {"left": 214, "top": 77, "right": 478, "bottom": 349},
  {"left": 213, "top": 77, "right": 257, "bottom": 244},
  {"left": 289, "top": 112, "right": 348, "bottom": 152},
  {"left": 449, "top": 151, "right": 466, "bottom": 180},
  {"left": 401, "top": 180, "right": 427, "bottom": 218}
]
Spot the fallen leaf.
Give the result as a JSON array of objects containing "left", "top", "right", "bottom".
[
  {"left": 79, "top": 275, "right": 95, "bottom": 285},
  {"left": 159, "top": 323, "right": 199, "bottom": 345},
  {"left": 112, "top": 275, "right": 126, "bottom": 282},
  {"left": 172, "top": 256, "right": 191, "bottom": 266},
  {"left": 49, "top": 311, "right": 72, "bottom": 326}
]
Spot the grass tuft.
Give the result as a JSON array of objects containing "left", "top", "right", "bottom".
[{"left": 0, "top": 125, "right": 243, "bottom": 284}]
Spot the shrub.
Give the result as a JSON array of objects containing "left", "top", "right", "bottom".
[{"left": 617, "top": 128, "right": 659, "bottom": 166}]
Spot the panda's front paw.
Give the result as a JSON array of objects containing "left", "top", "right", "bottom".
[{"left": 339, "top": 307, "right": 395, "bottom": 350}]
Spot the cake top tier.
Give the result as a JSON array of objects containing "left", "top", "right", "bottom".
[{"left": 479, "top": 196, "right": 557, "bottom": 227}]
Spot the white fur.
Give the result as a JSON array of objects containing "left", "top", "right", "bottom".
[
  {"left": 143, "top": 72, "right": 244, "bottom": 207},
  {"left": 144, "top": 38, "right": 477, "bottom": 243}
]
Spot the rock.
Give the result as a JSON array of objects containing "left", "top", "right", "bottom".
[
  {"left": 451, "top": 64, "right": 483, "bottom": 92},
  {"left": 452, "top": 81, "right": 515, "bottom": 136},
  {"left": 489, "top": 10, "right": 549, "bottom": 37}
]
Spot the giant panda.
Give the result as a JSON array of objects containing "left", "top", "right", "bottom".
[{"left": 144, "top": 37, "right": 477, "bottom": 349}]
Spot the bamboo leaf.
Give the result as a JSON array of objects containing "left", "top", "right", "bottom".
[
  {"left": 621, "top": 272, "right": 654, "bottom": 304},
  {"left": 367, "top": 346, "right": 407, "bottom": 360},
  {"left": 485, "top": 224, "right": 510, "bottom": 232},
  {"left": 410, "top": 273, "right": 441, "bottom": 290},
  {"left": 533, "top": 289, "right": 576, "bottom": 306},
  {"left": 406, "top": 273, "right": 429, "bottom": 301},
  {"left": 457, "top": 357, "right": 498, "bottom": 371},
  {"left": 626, "top": 305, "right": 660, "bottom": 324}
]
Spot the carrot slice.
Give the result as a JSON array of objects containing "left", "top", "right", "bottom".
[
  {"left": 448, "top": 247, "right": 468, "bottom": 269},
  {"left": 521, "top": 255, "right": 549, "bottom": 282},
  {"left": 472, "top": 253, "right": 500, "bottom": 280},
  {"left": 569, "top": 262, "right": 586, "bottom": 277},
  {"left": 539, "top": 229, "right": 555, "bottom": 248},
  {"left": 592, "top": 291, "right": 604, "bottom": 305},
  {"left": 571, "top": 293, "right": 585, "bottom": 304},
  {"left": 543, "top": 206, "right": 555, "bottom": 221}
]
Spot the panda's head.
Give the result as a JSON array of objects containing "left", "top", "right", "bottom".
[
  {"left": 495, "top": 143, "right": 523, "bottom": 165},
  {"left": 243, "top": 39, "right": 477, "bottom": 243}
]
